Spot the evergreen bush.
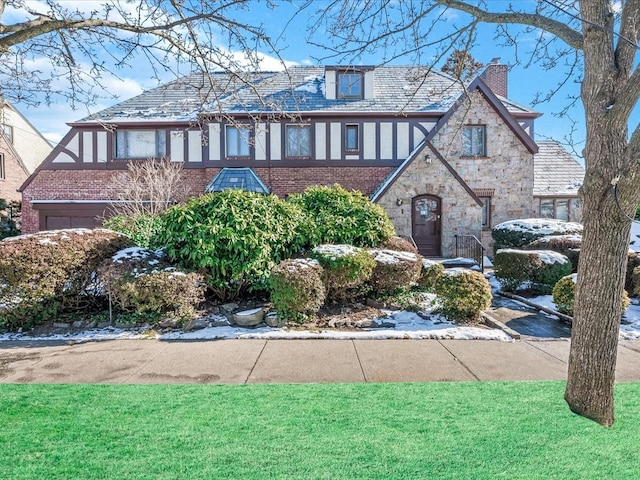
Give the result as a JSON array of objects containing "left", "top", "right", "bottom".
[
  {"left": 99, "top": 247, "right": 204, "bottom": 323},
  {"left": 380, "top": 236, "right": 419, "bottom": 254},
  {"left": 269, "top": 258, "right": 326, "bottom": 323},
  {"left": 494, "top": 249, "right": 572, "bottom": 294},
  {"left": 492, "top": 218, "right": 582, "bottom": 253},
  {"left": 434, "top": 268, "right": 492, "bottom": 322},
  {"left": 525, "top": 234, "right": 582, "bottom": 272},
  {"left": 289, "top": 184, "right": 395, "bottom": 248},
  {"left": 418, "top": 259, "right": 445, "bottom": 291},
  {"left": 626, "top": 252, "right": 640, "bottom": 296},
  {"left": 553, "top": 273, "right": 630, "bottom": 317},
  {"left": 309, "top": 244, "right": 376, "bottom": 301},
  {"left": 0, "top": 229, "right": 131, "bottom": 330},
  {"left": 155, "top": 190, "right": 308, "bottom": 300},
  {"left": 367, "top": 249, "right": 422, "bottom": 295},
  {"left": 103, "top": 214, "right": 163, "bottom": 249}
]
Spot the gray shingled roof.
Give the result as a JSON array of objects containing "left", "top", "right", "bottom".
[
  {"left": 533, "top": 141, "right": 585, "bottom": 196},
  {"left": 76, "top": 66, "right": 536, "bottom": 123}
]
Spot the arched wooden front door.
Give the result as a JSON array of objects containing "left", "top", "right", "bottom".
[{"left": 412, "top": 195, "right": 442, "bottom": 257}]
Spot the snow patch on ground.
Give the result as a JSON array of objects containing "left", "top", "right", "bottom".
[
  {"left": 630, "top": 222, "right": 640, "bottom": 253},
  {"left": 526, "top": 293, "right": 640, "bottom": 340},
  {"left": 0, "top": 310, "right": 512, "bottom": 342}
]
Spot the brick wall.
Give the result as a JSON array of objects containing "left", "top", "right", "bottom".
[
  {"left": 0, "top": 143, "right": 27, "bottom": 203},
  {"left": 21, "top": 166, "right": 394, "bottom": 233},
  {"left": 480, "top": 63, "right": 508, "bottom": 97}
]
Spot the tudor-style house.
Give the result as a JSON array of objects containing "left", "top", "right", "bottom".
[
  {"left": 19, "top": 62, "right": 584, "bottom": 257},
  {"left": 0, "top": 100, "right": 52, "bottom": 204}
]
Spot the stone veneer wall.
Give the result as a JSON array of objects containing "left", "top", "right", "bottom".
[
  {"left": 430, "top": 91, "right": 535, "bottom": 254},
  {"left": 376, "top": 143, "right": 481, "bottom": 258},
  {"left": 21, "top": 166, "right": 393, "bottom": 233}
]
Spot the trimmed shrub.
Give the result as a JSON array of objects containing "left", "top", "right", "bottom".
[
  {"left": 155, "top": 190, "right": 309, "bottom": 301},
  {"left": 289, "top": 184, "right": 395, "bottom": 248},
  {"left": 269, "top": 258, "right": 326, "bottom": 323},
  {"left": 0, "top": 229, "right": 131, "bottom": 330},
  {"left": 309, "top": 244, "right": 376, "bottom": 301},
  {"left": 492, "top": 218, "right": 583, "bottom": 253},
  {"left": 434, "top": 268, "right": 492, "bottom": 322},
  {"left": 553, "top": 274, "right": 630, "bottom": 317},
  {"left": 367, "top": 249, "right": 422, "bottom": 295},
  {"left": 418, "top": 259, "right": 445, "bottom": 291},
  {"left": 0, "top": 199, "right": 20, "bottom": 240},
  {"left": 525, "top": 234, "right": 582, "bottom": 272},
  {"left": 381, "top": 236, "right": 418, "bottom": 255},
  {"left": 626, "top": 252, "right": 640, "bottom": 296},
  {"left": 99, "top": 247, "right": 205, "bottom": 323},
  {"left": 103, "top": 214, "right": 163, "bottom": 249},
  {"left": 494, "top": 249, "right": 572, "bottom": 294}
]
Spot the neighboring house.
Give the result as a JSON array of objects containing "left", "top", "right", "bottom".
[
  {"left": 0, "top": 100, "right": 52, "bottom": 203},
  {"left": 533, "top": 141, "right": 584, "bottom": 222},
  {"left": 19, "top": 62, "right": 583, "bottom": 257}
]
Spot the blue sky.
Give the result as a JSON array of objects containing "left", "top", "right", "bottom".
[{"left": 8, "top": 0, "right": 636, "bottom": 160}]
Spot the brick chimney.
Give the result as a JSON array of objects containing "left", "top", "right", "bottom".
[{"left": 480, "top": 58, "right": 508, "bottom": 97}]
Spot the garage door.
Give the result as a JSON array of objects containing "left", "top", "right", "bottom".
[
  {"left": 45, "top": 215, "right": 101, "bottom": 230},
  {"left": 34, "top": 203, "right": 111, "bottom": 231}
]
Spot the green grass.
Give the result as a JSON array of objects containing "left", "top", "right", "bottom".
[{"left": 1, "top": 382, "right": 640, "bottom": 479}]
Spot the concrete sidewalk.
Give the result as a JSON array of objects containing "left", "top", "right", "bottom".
[{"left": 1, "top": 338, "right": 640, "bottom": 384}]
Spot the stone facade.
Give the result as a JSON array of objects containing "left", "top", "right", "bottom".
[
  {"left": 376, "top": 144, "right": 481, "bottom": 258},
  {"left": 375, "top": 90, "right": 535, "bottom": 256},
  {"left": 430, "top": 91, "right": 535, "bottom": 253}
]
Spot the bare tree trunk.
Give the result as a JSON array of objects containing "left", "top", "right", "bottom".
[
  {"left": 563, "top": 0, "right": 638, "bottom": 427},
  {"left": 565, "top": 189, "right": 630, "bottom": 427}
]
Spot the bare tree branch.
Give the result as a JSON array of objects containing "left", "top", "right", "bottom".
[{"left": 433, "top": 0, "right": 584, "bottom": 49}]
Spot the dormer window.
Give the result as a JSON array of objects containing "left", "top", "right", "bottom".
[{"left": 337, "top": 73, "right": 363, "bottom": 99}]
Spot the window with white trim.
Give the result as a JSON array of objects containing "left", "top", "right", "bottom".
[
  {"left": 462, "top": 125, "right": 486, "bottom": 156},
  {"left": 337, "top": 73, "right": 363, "bottom": 99},
  {"left": 285, "top": 125, "right": 311, "bottom": 157},
  {"left": 0, "top": 153, "right": 4, "bottom": 179},
  {"left": 115, "top": 129, "right": 166, "bottom": 159},
  {"left": 540, "top": 198, "right": 580, "bottom": 221},
  {"left": 226, "top": 125, "right": 251, "bottom": 157},
  {"left": 345, "top": 124, "right": 359, "bottom": 151}
]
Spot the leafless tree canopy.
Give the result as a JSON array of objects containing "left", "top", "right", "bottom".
[
  {"left": 110, "top": 157, "right": 188, "bottom": 219},
  {"left": 441, "top": 49, "right": 484, "bottom": 81},
  {"left": 0, "top": 0, "right": 289, "bottom": 109}
]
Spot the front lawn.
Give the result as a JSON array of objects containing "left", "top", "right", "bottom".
[{"left": 2, "top": 382, "right": 639, "bottom": 479}]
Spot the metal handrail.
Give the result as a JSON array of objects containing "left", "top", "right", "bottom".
[{"left": 455, "top": 234, "right": 485, "bottom": 272}]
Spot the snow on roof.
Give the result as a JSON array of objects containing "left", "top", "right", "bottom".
[
  {"left": 76, "top": 66, "right": 537, "bottom": 123},
  {"left": 534, "top": 141, "right": 585, "bottom": 197}
]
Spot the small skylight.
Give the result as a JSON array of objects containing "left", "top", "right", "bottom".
[{"left": 204, "top": 168, "right": 270, "bottom": 194}]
